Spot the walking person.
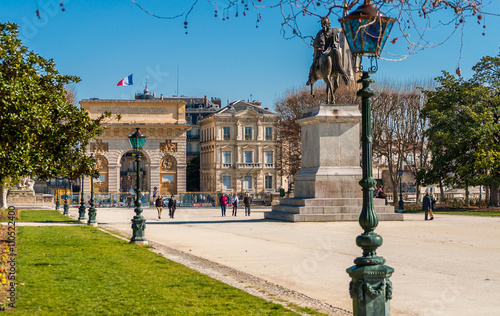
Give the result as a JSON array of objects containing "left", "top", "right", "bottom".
[
  {"left": 155, "top": 195, "right": 164, "bottom": 219},
  {"left": 232, "top": 193, "right": 239, "bottom": 216},
  {"left": 219, "top": 194, "right": 228, "bottom": 217},
  {"left": 168, "top": 195, "right": 177, "bottom": 219},
  {"left": 422, "top": 192, "right": 433, "bottom": 221},
  {"left": 429, "top": 192, "right": 436, "bottom": 220},
  {"left": 243, "top": 193, "right": 252, "bottom": 216}
]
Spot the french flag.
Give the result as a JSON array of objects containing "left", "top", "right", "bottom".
[{"left": 117, "top": 74, "right": 133, "bottom": 86}]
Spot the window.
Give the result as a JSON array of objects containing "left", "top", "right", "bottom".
[
  {"left": 186, "top": 143, "right": 192, "bottom": 153},
  {"left": 245, "top": 127, "right": 252, "bottom": 140},
  {"left": 265, "top": 127, "right": 273, "bottom": 140},
  {"left": 265, "top": 151, "right": 273, "bottom": 164},
  {"left": 244, "top": 151, "right": 252, "bottom": 163},
  {"left": 244, "top": 176, "right": 252, "bottom": 189},
  {"left": 186, "top": 129, "right": 192, "bottom": 139},
  {"left": 223, "top": 176, "right": 231, "bottom": 190},
  {"left": 223, "top": 127, "right": 230, "bottom": 140},
  {"left": 265, "top": 176, "right": 273, "bottom": 189},
  {"left": 223, "top": 151, "right": 231, "bottom": 164}
]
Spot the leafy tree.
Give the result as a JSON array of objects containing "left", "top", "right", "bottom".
[
  {"left": 371, "top": 80, "right": 432, "bottom": 206},
  {"left": 420, "top": 53, "right": 500, "bottom": 206},
  {"left": 0, "top": 22, "right": 110, "bottom": 205}
]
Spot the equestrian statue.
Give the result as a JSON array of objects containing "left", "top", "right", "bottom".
[{"left": 306, "top": 17, "right": 350, "bottom": 104}]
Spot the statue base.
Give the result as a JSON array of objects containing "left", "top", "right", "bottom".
[
  {"left": 264, "top": 104, "right": 403, "bottom": 222},
  {"left": 7, "top": 189, "right": 36, "bottom": 204}
]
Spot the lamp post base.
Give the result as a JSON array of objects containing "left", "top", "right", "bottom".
[
  {"left": 398, "top": 199, "right": 404, "bottom": 213},
  {"left": 347, "top": 263, "right": 394, "bottom": 316},
  {"left": 63, "top": 203, "right": 69, "bottom": 215},
  {"left": 130, "top": 215, "right": 147, "bottom": 244},
  {"left": 88, "top": 206, "right": 97, "bottom": 227},
  {"left": 78, "top": 205, "right": 86, "bottom": 221}
]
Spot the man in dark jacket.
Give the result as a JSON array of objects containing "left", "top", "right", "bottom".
[
  {"left": 155, "top": 195, "right": 164, "bottom": 219},
  {"left": 168, "top": 195, "right": 177, "bottom": 219},
  {"left": 243, "top": 193, "right": 252, "bottom": 216},
  {"left": 422, "top": 193, "right": 433, "bottom": 221}
]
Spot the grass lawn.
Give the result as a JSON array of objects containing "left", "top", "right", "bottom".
[
  {"left": 0, "top": 210, "right": 78, "bottom": 223},
  {"left": 11, "top": 226, "right": 301, "bottom": 315}
]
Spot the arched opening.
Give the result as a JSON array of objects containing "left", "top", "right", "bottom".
[{"left": 120, "top": 151, "right": 149, "bottom": 193}]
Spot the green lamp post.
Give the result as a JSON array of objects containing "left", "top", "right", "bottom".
[
  {"left": 87, "top": 154, "right": 98, "bottom": 227},
  {"left": 63, "top": 179, "right": 69, "bottom": 215},
  {"left": 78, "top": 174, "right": 86, "bottom": 221},
  {"left": 128, "top": 128, "right": 148, "bottom": 245},
  {"left": 55, "top": 179, "right": 61, "bottom": 211},
  {"left": 339, "top": 1, "right": 396, "bottom": 315}
]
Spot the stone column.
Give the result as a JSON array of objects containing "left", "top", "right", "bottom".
[{"left": 108, "top": 164, "right": 120, "bottom": 193}]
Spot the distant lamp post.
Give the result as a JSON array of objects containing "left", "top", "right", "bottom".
[
  {"left": 397, "top": 170, "right": 404, "bottom": 213},
  {"left": 340, "top": 1, "right": 396, "bottom": 315},
  {"left": 128, "top": 128, "right": 148, "bottom": 245},
  {"left": 78, "top": 174, "right": 86, "bottom": 221},
  {"left": 63, "top": 179, "right": 69, "bottom": 215},
  {"left": 87, "top": 154, "right": 98, "bottom": 227},
  {"left": 55, "top": 178, "right": 61, "bottom": 210}
]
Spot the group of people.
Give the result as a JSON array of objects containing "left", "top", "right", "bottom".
[
  {"left": 218, "top": 193, "right": 252, "bottom": 217},
  {"left": 422, "top": 192, "right": 437, "bottom": 221},
  {"left": 154, "top": 195, "right": 177, "bottom": 219}
]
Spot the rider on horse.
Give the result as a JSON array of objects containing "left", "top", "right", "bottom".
[{"left": 307, "top": 17, "right": 340, "bottom": 85}]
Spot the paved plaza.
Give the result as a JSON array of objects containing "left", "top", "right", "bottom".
[{"left": 64, "top": 206, "right": 500, "bottom": 316}]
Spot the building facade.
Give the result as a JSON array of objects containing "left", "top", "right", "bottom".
[
  {"left": 80, "top": 87, "right": 191, "bottom": 198},
  {"left": 199, "top": 100, "right": 281, "bottom": 193},
  {"left": 182, "top": 96, "right": 221, "bottom": 160}
]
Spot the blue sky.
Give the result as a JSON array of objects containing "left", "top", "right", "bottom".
[{"left": 1, "top": 1, "right": 499, "bottom": 111}]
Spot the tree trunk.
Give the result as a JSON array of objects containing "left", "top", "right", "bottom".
[
  {"left": 488, "top": 184, "right": 499, "bottom": 207},
  {"left": 486, "top": 185, "right": 490, "bottom": 203},
  {"left": 439, "top": 180, "right": 445, "bottom": 202},
  {"left": 415, "top": 183, "right": 421, "bottom": 205},
  {"left": 465, "top": 184, "right": 470, "bottom": 206}
]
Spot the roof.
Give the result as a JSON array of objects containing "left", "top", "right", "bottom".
[{"left": 216, "top": 100, "right": 276, "bottom": 115}]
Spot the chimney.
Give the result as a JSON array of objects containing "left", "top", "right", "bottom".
[{"left": 160, "top": 94, "right": 164, "bottom": 100}]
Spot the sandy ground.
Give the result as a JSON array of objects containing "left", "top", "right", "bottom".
[{"left": 62, "top": 206, "right": 500, "bottom": 316}]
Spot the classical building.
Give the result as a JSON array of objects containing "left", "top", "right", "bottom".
[
  {"left": 199, "top": 100, "right": 281, "bottom": 193},
  {"left": 182, "top": 96, "right": 221, "bottom": 159},
  {"left": 80, "top": 87, "right": 190, "bottom": 197}
]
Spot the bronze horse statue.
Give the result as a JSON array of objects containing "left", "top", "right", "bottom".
[{"left": 306, "top": 47, "right": 350, "bottom": 104}]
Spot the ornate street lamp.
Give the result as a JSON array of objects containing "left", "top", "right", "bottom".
[
  {"left": 63, "top": 179, "right": 69, "bottom": 215},
  {"left": 87, "top": 154, "right": 98, "bottom": 227},
  {"left": 397, "top": 170, "right": 404, "bottom": 213},
  {"left": 128, "top": 128, "right": 148, "bottom": 245},
  {"left": 78, "top": 174, "right": 86, "bottom": 221},
  {"left": 339, "top": 1, "right": 396, "bottom": 315}
]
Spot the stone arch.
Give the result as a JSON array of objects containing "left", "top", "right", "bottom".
[{"left": 160, "top": 155, "right": 177, "bottom": 196}]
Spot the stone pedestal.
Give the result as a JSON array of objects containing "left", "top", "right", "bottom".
[
  {"left": 265, "top": 105, "right": 403, "bottom": 222},
  {"left": 7, "top": 189, "right": 36, "bottom": 204}
]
